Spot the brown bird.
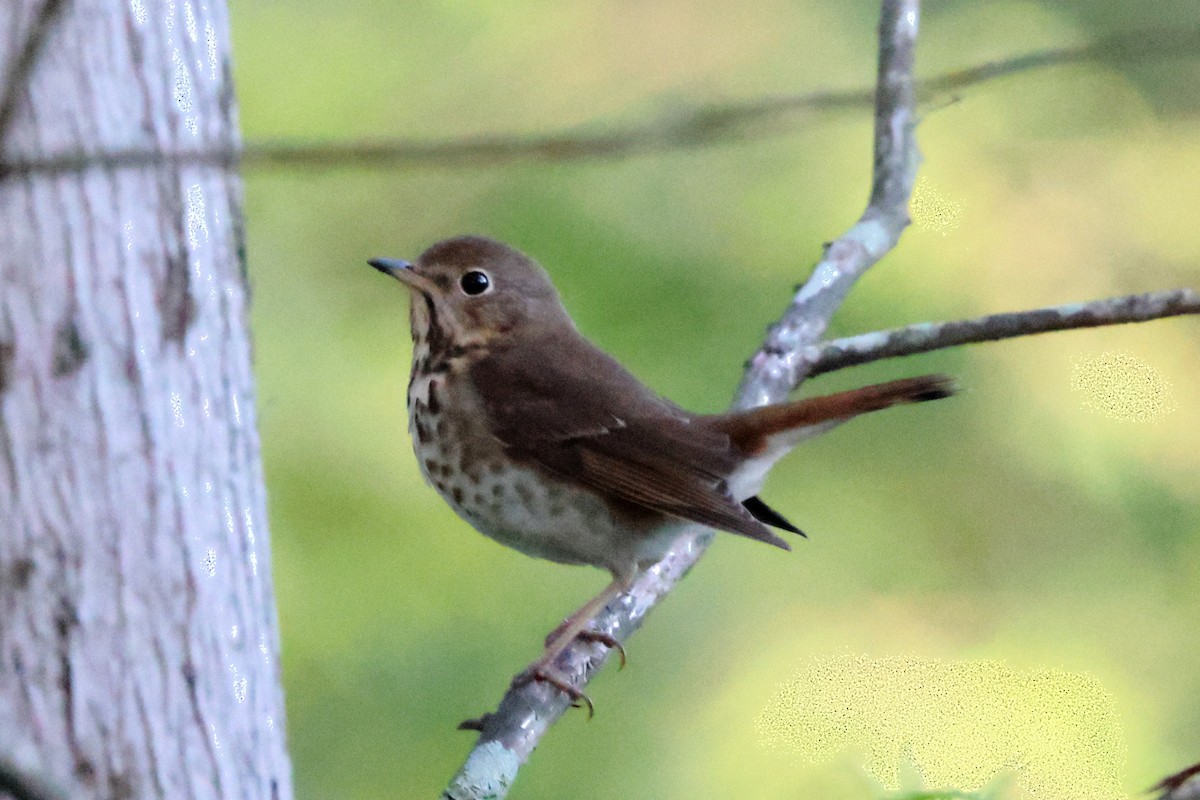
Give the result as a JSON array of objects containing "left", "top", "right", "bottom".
[{"left": 370, "top": 235, "right": 953, "bottom": 712}]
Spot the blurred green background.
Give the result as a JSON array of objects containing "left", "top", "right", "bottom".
[{"left": 229, "top": 1, "right": 1200, "bottom": 797}]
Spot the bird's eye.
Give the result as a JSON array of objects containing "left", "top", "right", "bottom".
[{"left": 459, "top": 270, "right": 491, "bottom": 296}]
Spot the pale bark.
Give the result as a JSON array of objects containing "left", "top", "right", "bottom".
[{"left": 0, "top": 1, "right": 291, "bottom": 798}]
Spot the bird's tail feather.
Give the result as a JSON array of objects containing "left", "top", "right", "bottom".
[{"left": 712, "top": 374, "right": 955, "bottom": 456}]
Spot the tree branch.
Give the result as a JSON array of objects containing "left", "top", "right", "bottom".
[
  {"left": 442, "top": 2, "right": 924, "bottom": 798},
  {"left": 735, "top": 0, "right": 920, "bottom": 410},
  {"left": 803, "top": 287, "right": 1200, "bottom": 378},
  {"left": 0, "top": 24, "right": 1196, "bottom": 179}
]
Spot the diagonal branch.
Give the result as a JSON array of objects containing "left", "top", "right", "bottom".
[
  {"left": 1, "top": 25, "right": 1197, "bottom": 179},
  {"left": 442, "top": 2, "right": 924, "bottom": 798},
  {"left": 803, "top": 288, "right": 1200, "bottom": 377},
  {"left": 734, "top": 0, "right": 920, "bottom": 410}
]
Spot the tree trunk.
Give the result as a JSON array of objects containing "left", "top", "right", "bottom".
[{"left": 0, "top": 1, "right": 292, "bottom": 798}]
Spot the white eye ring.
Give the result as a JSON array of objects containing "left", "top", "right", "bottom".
[{"left": 459, "top": 270, "right": 492, "bottom": 296}]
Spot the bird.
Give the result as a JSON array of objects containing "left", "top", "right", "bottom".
[{"left": 369, "top": 235, "right": 953, "bottom": 714}]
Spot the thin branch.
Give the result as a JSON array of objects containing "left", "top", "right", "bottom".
[
  {"left": 0, "top": 0, "right": 68, "bottom": 148},
  {"left": 917, "top": 24, "right": 1200, "bottom": 99},
  {"left": 735, "top": 0, "right": 921, "bottom": 410},
  {"left": 804, "top": 287, "right": 1200, "bottom": 377},
  {"left": 1, "top": 24, "right": 1197, "bottom": 179},
  {"left": 442, "top": 2, "right": 924, "bottom": 798}
]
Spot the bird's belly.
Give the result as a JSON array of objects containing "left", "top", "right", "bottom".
[
  {"left": 417, "top": 438, "right": 663, "bottom": 569},
  {"left": 442, "top": 461, "right": 636, "bottom": 568},
  {"left": 409, "top": 383, "right": 672, "bottom": 572}
]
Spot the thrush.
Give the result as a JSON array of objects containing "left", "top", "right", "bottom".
[{"left": 370, "top": 235, "right": 953, "bottom": 713}]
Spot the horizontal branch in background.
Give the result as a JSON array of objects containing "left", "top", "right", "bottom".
[
  {"left": 1, "top": 25, "right": 1198, "bottom": 179},
  {"left": 803, "top": 287, "right": 1200, "bottom": 378}
]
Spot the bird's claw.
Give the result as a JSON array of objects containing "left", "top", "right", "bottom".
[
  {"left": 575, "top": 630, "right": 626, "bottom": 670},
  {"left": 544, "top": 624, "right": 626, "bottom": 670},
  {"left": 512, "top": 667, "right": 595, "bottom": 719}
]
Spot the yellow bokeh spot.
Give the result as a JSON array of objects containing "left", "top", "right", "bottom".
[
  {"left": 1070, "top": 351, "right": 1177, "bottom": 422},
  {"left": 911, "top": 177, "right": 963, "bottom": 235},
  {"left": 756, "top": 655, "right": 1126, "bottom": 799}
]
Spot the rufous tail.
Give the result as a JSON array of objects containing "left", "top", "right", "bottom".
[{"left": 711, "top": 374, "right": 955, "bottom": 456}]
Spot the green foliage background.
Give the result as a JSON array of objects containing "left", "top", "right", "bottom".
[{"left": 230, "top": 1, "right": 1200, "bottom": 797}]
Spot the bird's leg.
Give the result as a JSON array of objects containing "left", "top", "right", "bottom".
[
  {"left": 536, "top": 573, "right": 629, "bottom": 660},
  {"left": 512, "top": 572, "right": 632, "bottom": 716}
]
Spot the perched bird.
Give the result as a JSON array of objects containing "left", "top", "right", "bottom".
[{"left": 370, "top": 235, "right": 953, "bottom": 712}]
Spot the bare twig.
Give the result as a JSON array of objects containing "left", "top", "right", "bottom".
[
  {"left": 803, "top": 288, "right": 1200, "bottom": 378},
  {"left": 442, "top": 2, "right": 924, "bottom": 798},
  {"left": 1, "top": 24, "right": 1196, "bottom": 179},
  {"left": 0, "top": 0, "right": 68, "bottom": 147},
  {"left": 735, "top": 0, "right": 921, "bottom": 410},
  {"left": 917, "top": 25, "right": 1200, "bottom": 99}
]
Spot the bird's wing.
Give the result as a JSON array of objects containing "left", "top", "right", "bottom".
[{"left": 469, "top": 335, "right": 789, "bottom": 550}]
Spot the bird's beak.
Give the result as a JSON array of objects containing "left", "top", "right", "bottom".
[{"left": 368, "top": 257, "right": 434, "bottom": 293}]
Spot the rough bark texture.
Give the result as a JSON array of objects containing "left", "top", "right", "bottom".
[{"left": 0, "top": 1, "right": 292, "bottom": 798}]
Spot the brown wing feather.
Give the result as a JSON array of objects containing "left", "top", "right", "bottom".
[
  {"left": 574, "top": 439, "right": 789, "bottom": 549},
  {"left": 470, "top": 332, "right": 789, "bottom": 550}
]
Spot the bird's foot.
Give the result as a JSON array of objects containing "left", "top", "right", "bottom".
[
  {"left": 543, "top": 625, "right": 627, "bottom": 670},
  {"left": 511, "top": 666, "right": 595, "bottom": 719}
]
